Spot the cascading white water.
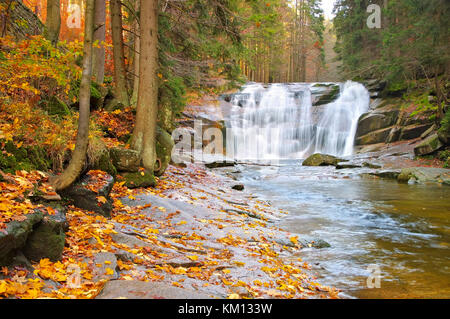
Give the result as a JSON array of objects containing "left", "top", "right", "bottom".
[{"left": 228, "top": 81, "right": 370, "bottom": 161}]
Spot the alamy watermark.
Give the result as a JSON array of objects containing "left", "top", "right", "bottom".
[
  {"left": 367, "top": 4, "right": 382, "bottom": 29},
  {"left": 366, "top": 264, "right": 382, "bottom": 288}
]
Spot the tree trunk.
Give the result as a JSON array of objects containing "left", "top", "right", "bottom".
[
  {"left": 51, "top": 0, "right": 95, "bottom": 191},
  {"left": 130, "top": 0, "right": 141, "bottom": 106},
  {"left": 110, "top": 0, "right": 129, "bottom": 106},
  {"left": 44, "top": 0, "right": 61, "bottom": 46},
  {"left": 131, "top": 0, "right": 159, "bottom": 175},
  {"left": 92, "top": 0, "right": 106, "bottom": 83}
]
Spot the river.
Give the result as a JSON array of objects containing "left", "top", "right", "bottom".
[
  {"left": 220, "top": 82, "right": 450, "bottom": 298},
  {"left": 233, "top": 162, "right": 450, "bottom": 298}
]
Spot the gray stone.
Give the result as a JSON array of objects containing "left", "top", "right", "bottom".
[
  {"left": 355, "top": 127, "right": 392, "bottom": 145},
  {"left": 93, "top": 252, "right": 119, "bottom": 281},
  {"left": 397, "top": 167, "right": 450, "bottom": 185},
  {"left": 96, "top": 280, "right": 215, "bottom": 299},
  {"left": 0, "top": 211, "right": 43, "bottom": 266},
  {"left": 22, "top": 205, "right": 67, "bottom": 262},
  {"left": 399, "top": 124, "right": 433, "bottom": 141},
  {"left": 336, "top": 162, "right": 362, "bottom": 169},
  {"left": 356, "top": 108, "right": 400, "bottom": 137},
  {"left": 414, "top": 134, "right": 444, "bottom": 156},
  {"left": 362, "top": 162, "right": 382, "bottom": 169},
  {"left": 420, "top": 124, "right": 436, "bottom": 140},
  {"left": 110, "top": 148, "right": 141, "bottom": 172}
]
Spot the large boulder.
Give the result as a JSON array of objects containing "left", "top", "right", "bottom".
[
  {"left": 302, "top": 153, "right": 345, "bottom": 166},
  {"left": 414, "top": 134, "right": 444, "bottom": 156},
  {"left": 60, "top": 171, "right": 114, "bottom": 217},
  {"left": 399, "top": 124, "right": 433, "bottom": 141},
  {"left": 22, "top": 205, "right": 67, "bottom": 262},
  {"left": 0, "top": 211, "right": 43, "bottom": 266},
  {"left": 356, "top": 108, "right": 399, "bottom": 138},
  {"left": 110, "top": 148, "right": 141, "bottom": 172},
  {"left": 355, "top": 127, "right": 392, "bottom": 146}
]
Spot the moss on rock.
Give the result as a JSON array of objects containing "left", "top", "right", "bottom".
[
  {"left": 120, "top": 171, "right": 157, "bottom": 189},
  {"left": 302, "top": 153, "right": 346, "bottom": 166},
  {"left": 41, "top": 96, "right": 71, "bottom": 118},
  {"left": 0, "top": 141, "right": 51, "bottom": 173}
]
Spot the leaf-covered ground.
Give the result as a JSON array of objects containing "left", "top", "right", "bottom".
[{"left": 0, "top": 163, "right": 340, "bottom": 299}]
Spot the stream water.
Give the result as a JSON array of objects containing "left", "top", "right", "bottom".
[
  {"left": 224, "top": 82, "right": 450, "bottom": 298},
  {"left": 236, "top": 163, "right": 450, "bottom": 298}
]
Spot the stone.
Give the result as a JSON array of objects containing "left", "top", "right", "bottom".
[
  {"left": 92, "top": 252, "right": 119, "bottom": 281},
  {"left": 420, "top": 124, "right": 436, "bottom": 140},
  {"left": 414, "top": 134, "right": 444, "bottom": 156},
  {"left": 386, "top": 127, "right": 402, "bottom": 143},
  {"left": 355, "top": 127, "right": 392, "bottom": 145},
  {"left": 205, "top": 160, "right": 236, "bottom": 169},
  {"left": 232, "top": 184, "right": 244, "bottom": 191},
  {"left": 362, "top": 162, "right": 382, "bottom": 169},
  {"left": 397, "top": 167, "right": 450, "bottom": 185},
  {"left": 312, "top": 85, "right": 340, "bottom": 106},
  {"left": 110, "top": 147, "right": 141, "bottom": 172},
  {"left": 336, "top": 162, "right": 362, "bottom": 169},
  {"left": 399, "top": 124, "right": 433, "bottom": 141},
  {"left": 356, "top": 109, "right": 399, "bottom": 137},
  {"left": 302, "top": 153, "right": 345, "bottom": 167},
  {"left": 60, "top": 171, "right": 115, "bottom": 217},
  {"left": 92, "top": 151, "right": 117, "bottom": 178},
  {"left": 0, "top": 211, "right": 43, "bottom": 266},
  {"left": 363, "top": 79, "right": 387, "bottom": 93},
  {"left": 22, "top": 205, "right": 67, "bottom": 262},
  {"left": 366, "top": 170, "right": 402, "bottom": 180},
  {"left": 120, "top": 171, "right": 156, "bottom": 189},
  {"left": 96, "top": 280, "right": 214, "bottom": 299}
]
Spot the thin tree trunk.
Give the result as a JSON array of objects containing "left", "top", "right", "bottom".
[
  {"left": 44, "top": 0, "right": 61, "bottom": 46},
  {"left": 92, "top": 0, "right": 106, "bottom": 83},
  {"left": 131, "top": 0, "right": 159, "bottom": 175},
  {"left": 130, "top": 0, "right": 141, "bottom": 106},
  {"left": 110, "top": 0, "right": 129, "bottom": 106},
  {"left": 51, "top": 0, "right": 94, "bottom": 191}
]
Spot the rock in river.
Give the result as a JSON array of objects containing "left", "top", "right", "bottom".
[{"left": 302, "top": 153, "right": 346, "bottom": 167}]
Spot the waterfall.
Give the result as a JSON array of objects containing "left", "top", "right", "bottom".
[{"left": 228, "top": 81, "right": 370, "bottom": 161}]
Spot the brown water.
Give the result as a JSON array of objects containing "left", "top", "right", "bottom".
[{"left": 237, "top": 162, "right": 450, "bottom": 299}]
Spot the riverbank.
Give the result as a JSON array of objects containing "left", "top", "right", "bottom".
[{"left": 0, "top": 162, "right": 339, "bottom": 299}]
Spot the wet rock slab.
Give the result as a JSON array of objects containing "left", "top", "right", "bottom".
[{"left": 96, "top": 280, "right": 215, "bottom": 299}]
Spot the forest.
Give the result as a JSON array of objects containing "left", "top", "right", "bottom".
[{"left": 0, "top": 0, "right": 449, "bottom": 302}]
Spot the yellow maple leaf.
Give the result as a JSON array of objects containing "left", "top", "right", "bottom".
[
  {"left": 105, "top": 268, "right": 114, "bottom": 276},
  {"left": 290, "top": 236, "right": 299, "bottom": 246},
  {"left": 187, "top": 255, "right": 198, "bottom": 261}
]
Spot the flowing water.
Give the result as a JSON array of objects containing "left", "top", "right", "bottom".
[
  {"left": 228, "top": 81, "right": 370, "bottom": 161},
  {"left": 224, "top": 82, "right": 450, "bottom": 298}
]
